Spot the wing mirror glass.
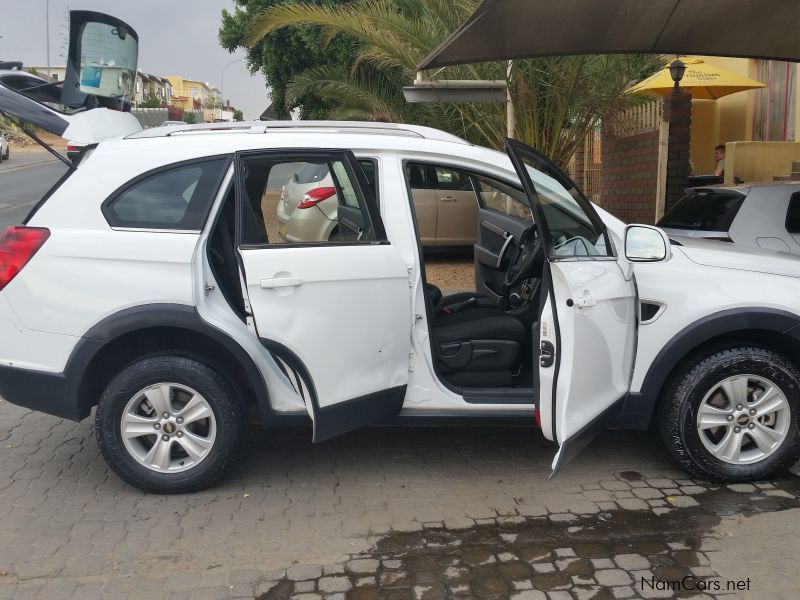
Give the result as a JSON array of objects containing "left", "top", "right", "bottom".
[{"left": 624, "top": 224, "right": 671, "bottom": 262}]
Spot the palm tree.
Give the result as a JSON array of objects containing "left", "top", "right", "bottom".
[{"left": 243, "top": 0, "right": 655, "bottom": 167}]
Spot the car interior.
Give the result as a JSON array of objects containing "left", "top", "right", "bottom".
[
  {"left": 207, "top": 154, "right": 548, "bottom": 402},
  {"left": 406, "top": 166, "right": 546, "bottom": 396}
]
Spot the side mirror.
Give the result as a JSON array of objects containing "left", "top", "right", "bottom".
[{"left": 624, "top": 224, "right": 671, "bottom": 262}]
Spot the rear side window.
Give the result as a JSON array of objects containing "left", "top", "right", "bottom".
[
  {"left": 658, "top": 190, "right": 745, "bottom": 231},
  {"left": 785, "top": 192, "right": 800, "bottom": 234},
  {"left": 105, "top": 158, "right": 228, "bottom": 230}
]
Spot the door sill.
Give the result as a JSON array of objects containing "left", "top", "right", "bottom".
[{"left": 461, "top": 387, "right": 535, "bottom": 404}]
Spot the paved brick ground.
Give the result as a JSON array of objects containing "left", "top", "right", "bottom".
[{"left": 0, "top": 398, "right": 799, "bottom": 599}]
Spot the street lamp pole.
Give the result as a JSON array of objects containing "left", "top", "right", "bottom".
[
  {"left": 45, "top": 0, "right": 51, "bottom": 78},
  {"left": 220, "top": 58, "right": 245, "bottom": 108}
]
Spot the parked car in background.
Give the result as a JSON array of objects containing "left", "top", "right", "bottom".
[
  {"left": 277, "top": 160, "right": 479, "bottom": 247},
  {"left": 658, "top": 183, "right": 800, "bottom": 255},
  {"left": 66, "top": 141, "right": 86, "bottom": 165},
  {"left": 0, "top": 132, "right": 9, "bottom": 162}
]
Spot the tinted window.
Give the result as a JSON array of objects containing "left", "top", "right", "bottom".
[
  {"left": 358, "top": 159, "right": 378, "bottom": 199},
  {"left": 474, "top": 175, "right": 533, "bottom": 223},
  {"left": 106, "top": 158, "right": 228, "bottom": 230},
  {"left": 786, "top": 192, "right": 800, "bottom": 234},
  {"left": 405, "top": 163, "right": 430, "bottom": 189},
  {"left": 239, "top": 155, "right": 379, "bottom": 246},
  {"left": 658, "top": 191, "right": 745, "bottom": 231},
  {"left": 434, "top": 166, "right": 472, "bottom": 191}
]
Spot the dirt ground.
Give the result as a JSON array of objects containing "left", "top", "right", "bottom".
[{"left": 6, "top": 128, "right": 68, "bottom": 153}]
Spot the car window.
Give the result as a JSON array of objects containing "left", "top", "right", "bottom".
[
  {"left": 786, "top": 192, "right": 800, "bottom": 234},
  {"left": 358, "top": 159, "right": 378, "bottom": 199},
  {"left": 238, "top": 155, "right": 379, "bottom": 246},
  {"left": 405, "top": 163, "right": 431, "bottom": 189},
  {"left": 433, "top": 166, "right": 473, "bottom": 191},
  {"left": 658, "top": 190, "right": 746, "bottom": 231},
  {"left": 104, "top": 158, "right": 228, "bottom": 230},
  {"left": 473, "top": 175, "right": 533, "bottom": 223}
]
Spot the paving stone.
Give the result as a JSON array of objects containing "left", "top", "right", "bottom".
[
  {"left": 611, "top": 586, "right": 636, "bottom": 598},
  {"left": 666, "top": 495, "right": 700, "bottom": 508},
  {"left": 509, "top": 591, "right": 546, "bottom": 599},
  {"left": 590, "top": 558, "right": 614, "bottom": 569},
  {"left": 548, "top": 513, "right": 577, "bottom": 523},
  {"left": 613, "top": 553, "right": 650, "bottom": 570},
  {"left": 513, "top": 580, "right": 533, "bottom": 590},
  {"left": 347, "top": 559, "right": 380, "bottom": 574},
  {"left": 533, "top": 562, "right": 556, "bottom": 573},
  {"left": 294, "top": 580, "right": 316, "bottom": 593},
  {"left": 317, "top": 576, "right": 352, "bottom": 593},
  {"left": 595, "top": 569, "right": 632, "bottom": 586},
  {"left": 554, "top": 547, "right": 576, "bottom": 558},
  {"left": 646, "top": 479, "right": 675, "bottom": 488},
  {"left": 680, "top": 485, "right": 706, "bottom": 495},
  {"left": 382, "top": 560, "right": 403, "bottom": 569},
  {"left": 617, "top": 498, "right": 650, "bottom": 511},
  {"left": 765, "top": 489, "right": 795, "bottom": 498},
  {"left": 632, "top": 487, "right": 663, "bottom": 500},
  {"left": 727, "top": 483, "right": 757, "bottom": 493},
  {"left": 287, "top": 564, "right": 323, "bottom": 581}
]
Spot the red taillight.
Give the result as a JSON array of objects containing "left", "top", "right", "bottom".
[
  {"left": 297, "top": 186, "right": 336, "bottom": 209},
  {"left": 0, "top": 226, "right": 50, "bottom": 291},
  {"left": 66, "top": 144, "right": 83, "bottom": 152}
]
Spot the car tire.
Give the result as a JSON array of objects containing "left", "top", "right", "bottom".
[
  {"left": 96, "top": 355, "right": 246, "bottom": 493},
  {"left": 659, "top": 346, "right": 800, "bottom": 482}
]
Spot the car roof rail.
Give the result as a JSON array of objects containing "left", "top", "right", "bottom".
[{"left": 126, "top": 120, "right": 471, "bottom": 144}]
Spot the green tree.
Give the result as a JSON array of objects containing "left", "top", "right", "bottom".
[
  {"left": 233, "top": 109, "right": 244, "bottom": 121},
  {"left": 140, "top": 92, "right": 162, "bottom": 108},
  {"left": 243, "top": 0, "right": 656, "bottom": 166},
  {"left": 219, "top": 0, "right": 354, "bottom": 119}
]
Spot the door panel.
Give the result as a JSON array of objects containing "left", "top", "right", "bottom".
[
  {"left": 504, "top": 138, "right": 637, "bottom": 473},
  {"left": 410, "top": 189, "right": 438, "bottom": 245},
  {"left": 435, "top": 190, "right": 478, "bottom": 246},
  {"left": 240, "top": 244, "right": 412, "bottom": 440},
  {"left": 237, "top": 149, "right": 412, "bottom": 442}
]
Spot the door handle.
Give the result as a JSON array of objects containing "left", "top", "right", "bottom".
[
  {"left": 441, "top": 196, "right": 457, "bottom": 202},
  {"left": 574, "top": 295, "right": 596, "bottom": 308},
  {"left": 260, "top": 277, "right": 303, "bottom": 289}
]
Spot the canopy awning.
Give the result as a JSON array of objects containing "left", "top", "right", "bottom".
[{"left": 418, "top": 0, "right": 800, "bottom": 71}]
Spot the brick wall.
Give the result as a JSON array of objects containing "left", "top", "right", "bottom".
[
  {"left": 598, "top": 129, "right": 661, "bottom": 224},
  {"left": 663, "top": 93, "right": 692, "bottom": 213}
]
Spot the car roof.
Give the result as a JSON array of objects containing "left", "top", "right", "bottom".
[{"left": 126, "top": 120, "right": 472, "bottom": 145}]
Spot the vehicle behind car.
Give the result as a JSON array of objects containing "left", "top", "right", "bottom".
[
  {"left": 658, "top": 183, "right": 800, "bottom": 254},
  {"left": 0, "top": 131, "right": 8, "bottom": 161}
]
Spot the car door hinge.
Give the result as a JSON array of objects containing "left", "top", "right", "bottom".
[
  {"left": 415, "top": 313, "right": 424, "bottom": 321},
  {"left": 407, "top": 266, "right": 414, "bottom": 287},
  {"left": 408, "top": 352, "right": 416, "bottom": 371},
  {"left": 204, "top": 283, "right": 215, "bottom": 295}
]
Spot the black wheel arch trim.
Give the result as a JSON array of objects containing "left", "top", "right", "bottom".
[
  {"left": 619, "top": 307, "right": 800, "bottom": 430},
  {"left": 0, "top": 303, "right": 277, "bottom": 424}
]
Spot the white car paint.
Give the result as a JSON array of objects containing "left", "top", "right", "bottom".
[{"left": 2, "top": 121, "right": 800, "bottom": 478}]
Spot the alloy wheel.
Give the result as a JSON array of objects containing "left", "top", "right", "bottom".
[
  {"left": 120, "top": 382, "right": 217, "bottom": 473},
  {"left": 696, "top": 374, "right": 790, "bottom": 465}
]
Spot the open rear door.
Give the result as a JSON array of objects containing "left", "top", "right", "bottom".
[
  {"left": 504, "top": 139, "right": 637, "bottom": 474},
  {"left": 0, "top": 11, "right": 141, "bottom": 146}
]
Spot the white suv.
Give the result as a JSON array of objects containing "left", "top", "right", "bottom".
[{"left": 2, "top": 12, "right": 800, "bottom": 493}]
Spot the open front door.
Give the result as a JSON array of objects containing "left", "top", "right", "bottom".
[
  {"left": 504, "top": 139, "right": 637, "bottom": 474},
  {"left": 235, "top": 149, "right": 412, "bottom": 442}
]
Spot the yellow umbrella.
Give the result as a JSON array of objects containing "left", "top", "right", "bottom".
[{"left": 627, "top": 58, "right": 765, "bottom": 100}]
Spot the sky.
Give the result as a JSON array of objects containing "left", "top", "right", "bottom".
[{"left": 0, "top": 0, "right": 269, "bottom": 120}]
